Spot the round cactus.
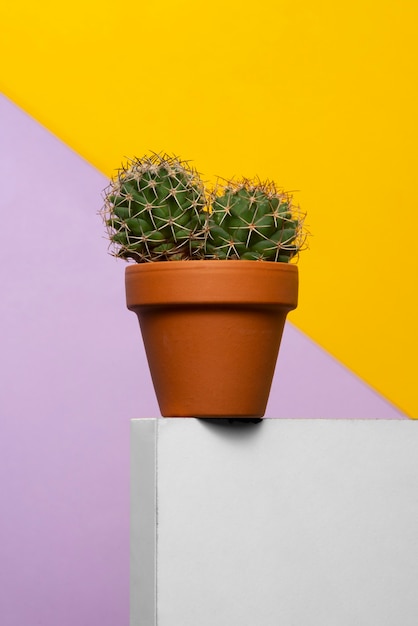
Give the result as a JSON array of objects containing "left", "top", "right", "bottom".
[
  {"left": 206, "top": 179, "right": 305, "bottom": 261},
  {"left": 102, "top": 153, "right": 208, "bottom": 262}
]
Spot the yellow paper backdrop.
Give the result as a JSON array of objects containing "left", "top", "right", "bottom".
[{"left": 1, "top": 0, "right": 417, "bottom": 416}]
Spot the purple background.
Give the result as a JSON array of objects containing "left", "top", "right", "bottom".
[{"left": 0, "top": 95, "right": 406, "bottom": 626}]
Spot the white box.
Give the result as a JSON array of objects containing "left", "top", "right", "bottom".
[{"left": 131, "top": 418, "right": 418, "bottom": 626}]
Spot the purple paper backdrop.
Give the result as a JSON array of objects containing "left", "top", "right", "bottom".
[{"left": 0, "top": 95, "right": 406, "bottom": 626}]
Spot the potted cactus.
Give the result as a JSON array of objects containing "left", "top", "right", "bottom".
[{"left": 102, "top": 153, "right": 306, "bottom": 418}]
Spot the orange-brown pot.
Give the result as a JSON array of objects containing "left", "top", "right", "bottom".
[{"left": 125, "top": 260, "right": 298, "bottom": 418}]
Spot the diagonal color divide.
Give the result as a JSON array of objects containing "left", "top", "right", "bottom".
[{"left": 0, "top": 94, "right": 406, "bottom": 419}]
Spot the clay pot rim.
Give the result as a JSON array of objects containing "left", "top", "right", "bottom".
[
  {"left": 125, "top": 259, "right": 298, "bottom": 274},
  {"left": 125, "top": 259, "right": 298, "bottom": 309}
]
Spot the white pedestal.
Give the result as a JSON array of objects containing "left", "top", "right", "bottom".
[{"left": 131, "top": 419, "right": 418, "bottom": 626}]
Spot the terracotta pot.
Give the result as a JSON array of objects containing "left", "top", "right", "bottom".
[{"left": 125, "top": 260, "right": 298, "bottom": 418}]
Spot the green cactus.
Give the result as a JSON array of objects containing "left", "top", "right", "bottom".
[
  {"left": 206, "top": 179, "right": 304, "bottom": 261},
  {"left": 102, "top": 153, "right": 208, "bottom": 262},
  {"left": 102, "top": 153, "right": 307, "bottom": 263}
]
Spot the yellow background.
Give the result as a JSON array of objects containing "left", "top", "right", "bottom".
[{"left": 1, "top": 0, "right": 417, "bottom": 416}]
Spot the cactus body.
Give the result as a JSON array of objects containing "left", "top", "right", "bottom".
[
  {"left": 206, "top": 180, "right": 304, "bottom": 262},
  {"left": 102, "top": 154, "right": 306, "bottom": 263},
  {"left": 103, "top": 153, "right": 208, "bottom": 262}
]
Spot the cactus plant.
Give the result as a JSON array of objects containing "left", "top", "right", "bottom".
[
  {"left": 103, "top": 152, "right": 306, "bottom": 418},
  {"left": 206, "top": 178, "right": 304, "bottom": 261},
  {"left": 102, "top": 153, "right": 208, "bottom": 262},
  {"left": 102, "top": 153, "right": 306, "bottom": 263}
]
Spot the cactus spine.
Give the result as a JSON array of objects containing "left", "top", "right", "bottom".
[
  {"left": 103, "top": 153, "right": 208, "bottom": 262},
  {"left": 207, "top": 179, "right": 304, "bottom": 261}
]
